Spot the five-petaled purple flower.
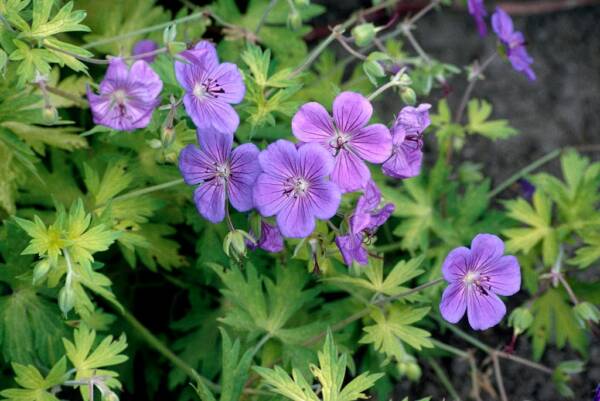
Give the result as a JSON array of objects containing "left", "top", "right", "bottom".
[
  {"left": 467, "top": 0, "right": 487, "bottom": 37},
  {"left": 491, "top": 7, "right": 536, "bottom": 81},
  {"left": 336, "top": 180, "right": 394, "bottom": 266},
  {"left": 292, "top": 92, "right": 392, "bottom": 193},
  {"left": 132, "top": 39, "right": 159, "bottom": 63},
  {"left": 175, "top": 41, "right": 245, "bottom": 134},
  {"left": 249, "top": 221, "right": 284, "bottom": 253},
  {"left": 87, "top": 58, "right": 163, "bottom": 131},
  {"left": 179, "top": 131, "right": 261, "bottom": 223},
  {"left": 382, "top": 103, "right": 431, "bottom": 179},
  {"left": 440, "top": 234, "right": 521, "bottom": 330},
  {"left": 253, "top": 140, "right": 341, "bottom": 238}
]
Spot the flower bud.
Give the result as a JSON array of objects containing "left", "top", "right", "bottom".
[
  {"left": 351, "top": 23, "right": 376, "bottom": 47},
  {"left": 574, "top": 302, "right": 600, "bottom": 324},
  {"left": 32, "top": 259, "right": 51, "bottom": 285},
  {"left": 363, "top": 59, "right": 385, "bottom": 85},
  {"left": 400, "top": 87, "right": 416, "bottom": 105},
  {"left": 508, "top": 307, "right": 533, "bottom": 335},
  {"left": 163, "top": 24, "right": 177, "bottom": 44},
  {"left": 223, "top": 230, "right": 248, "bottom": 261},
  {"left": 161, "top": 126, "right": 176, "bottom": 147},
  {"left": 58, "top": 285, "right": 75, "bottom": 316},
  {"left": 148, "top": 139, "right": 163, "bottom": 149},
  {"left": 405, "top": 361, "right": 422, "bottom": 381},
  {"left": 42, "top": 105, "right": 58, "bottom": 124},
  {"left": 287, "top": 10, "right": 302, "bottom": 31},
  {"left": 396, "top": 72, "right": 412, "bottom": 87}
]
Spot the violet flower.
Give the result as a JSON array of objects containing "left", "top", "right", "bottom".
[
  {"left": 467, "top": 0, "right": 487, "bottom": 37},
  {"left": 253, "top": 140, "right": 341, "bottom": 238},
  {"left": 382, "top": 103, "right": 431, "bottom": 179},
  {"left": 87, "top": 58, "right": 162, "bottom": 131},
  {"left": 179, "top": 131, "right": 261, "bottom": 223},
  {"left": 440, "top": 234, "right": 521, "bottom": 330},
  {"left": 249, "top": 221, "right": 284, "bottom": 253},
  {"left": 336, "top": 180, "right": 394, "bottom": 266},
  {"left": 491, "top": 8, "right": 536, "bottom": 81},
  {"left": 132, "top": 39, "right": 159, "bottom": 63},
  {"left": 594, "top": 385, "right": 600, "bottom": 401},
  {"left": 175, "top": 41, "right": 245, "bottom": 134},
  {"left": 292, "top": 91, "right": 392, "bottom": 193}
]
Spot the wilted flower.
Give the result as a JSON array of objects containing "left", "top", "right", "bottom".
[
  {"left": 492, "top": 7, "right": 536, "bottom": 81},
  {"left": 336, "top": 180, "right": 394, "bottom": 266},
  {"left": 249, "top": 221, "right": 284, "bottom": 253},
  {"left": 132, "top": 39, "right": 159, "bottom": 63},
  {"left": 440, "top": 233, "right": 521, "bottom": 330},
  {"left": 175, "top": 41, "right": 245, "bottom": 134},
  {"left": 179, "top": 131, "right": 260, "bottom": 223},
  {"left": 382, "top": 103, "right": 431, "bottom": 179},
  {"left": 87, "top": 58, "right": 163, "bottom": 131},
  {"left": 467, "top": 0, "right": 487, "bottom": 37},
  {"left": 292, "top": 91, "right": 392, "bottom": 193},
  {"left": 253, "top": 140, "right": 341, "bottom": 238}
]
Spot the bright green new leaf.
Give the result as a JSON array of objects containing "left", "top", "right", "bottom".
[
  {"left": 466, "top": 99, "right": 518, "bottom": 140},
  {"left": 0, "top": 357, "right": 67, "bottom": 401},
  {"left": 24, "top": 0, "right": 90, "bottom": 39}
]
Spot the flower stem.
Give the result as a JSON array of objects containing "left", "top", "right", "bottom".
[
  {"left": 335, "top": 34, "right": 367, "bottom": 61},
  {"left": 367, "top": 76, "right": 402, "bottom": 101},
  {"left": 488, "top": 148, "right": 562, "bottom": 198},
  {"left": 255, "top": 0, "right": 279, "bottom": 34},
  {"left": 492, "top": 353, "right": 509, "bottom": 401},
  {"left": 427, "top": 358, "right": 463, "bottom": 401},
  {"left": 401, "top": 23, "right": 431, "bottom": 65},
  {"left": 454, "top": 52, "right": 498, "bottom": 124},
  {"left": 118, "top": 305, "right": 220, "bottom": 392},
  {"left": 45, "top": 85, "right": 88, "bottom": 108},
  {"left": 557, "top": 274, "right": 580, "bottom": 305}
]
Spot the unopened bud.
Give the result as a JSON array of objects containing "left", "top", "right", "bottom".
[
  {"left": 405, "top": 361, "right": 421, "bottom": 381},
  {"left": 287, "top": 10, "right": 302, "bottom": 31},
  {"left": 400, "top": 87, "right": 416, "bottom": 105},
  {"left": 508, "top": 307, "right": 533, "bottom": 335},
  {"left": 351, "top": 23, "right": 376, "bottom": 47},
  {"left": 161, "top": 126, "right": 176, "bottom": 147},
  {"left": 396, "top": 72, "right": 412, "bottom": 87},
  {"left": 32, "top": 259, "right": 51, "bottom": 285},
  {"left": 163, "top": 24, "right": 177, "bottom": 44},
  {"left": 223, "top": 230, "right": 248, "bottom": 261},
  {"left": 363, "top": 60, "right": 385, "bottom": 85},
  {"left": 58, "top": 285, "right": 74, "bottom": 316},
  {"left": 148, "top": 139, "right": 162, "bottom": 149},
  {"left": 42, "top": 105, "right": 58, "bottom": 124}
]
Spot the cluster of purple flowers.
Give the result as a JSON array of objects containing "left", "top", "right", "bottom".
[{"left": 466, "top": 1, "right": 535, "bottom": 81}]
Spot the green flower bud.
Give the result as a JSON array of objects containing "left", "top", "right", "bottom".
[
  {"left": 163, "top": 24, "right": 177, "bottom": 44},
  {"left": 362, "top": 60, "right": 385, "bottom": 85},
  {"left": 396, "top": 72, "right": 412, "bottom": 87},
  {"left": 508, "top": 307, "right": 533, "bottom": 335},
  {"left": 148, "top": 139, "right": 162, "bottom": 149},
  {"left": 42, "top": 105, "right": 58, "bottom": 124},
  {"left": 58, "top": 285, "right": 74, "bottom": 316},
  {"left": 351, "top": 23, "right": 376, "bottom": 47},
  {"left": 405, "top": 361, "right": 422, "bottom": 381},
  {"left": 574, "top": 302, "right": 600, "bottom": 324},
  {"left": 32, "top": 259, "right": 51, "bottom": 285},
  {"left": 400, "top": 87, "right": 416, "bottom": 105},
  {"left": 223, "top": 230, "right": 248, "bottom": 261},
  {"left": 287, "top": 10, "right": 302, "bottom": 31},
  {"left": 161, "top": 126, "right": 176, "bottom": 147}
]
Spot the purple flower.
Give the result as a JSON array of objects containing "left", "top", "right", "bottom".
[
  {"left": 336, "top": 180, "right": 394, "bottom": 266},
  {"left": 491, "top": 8, "right": 536, "bottom": 81},
  {"left": 175, "top": 41, "right": 245, "bottom": 134},
  {"left": 179, "top": 131, "right": 261, "bottom": 223},
  {"left": 517, "top": 178, "right": 535, "bottom": 201},
  {"left": 253, "top": 140, "right": 341, "bottom": 238},
  {"left": 467, "top": 0, "right": 487, "bottom": 37},
  {"left": 292, "top": 91, "right": 392, "bottom": 193},
  {"left": 132, "top": 39, "right": 159, "bottom": 63},
  {"left": 440, "top": 234, "right": 521, "bottom": 331},
  {"left": 594, "top": 385, "right": 600, "bottom": 401},
  {"left": 382, "top": 104, "right": 431, "bottom": 179},
  {"left": 87, "top": 58, "right": 162, "bottom": 131},
  {"left": 249, "top": 221, "right": 284, "bottom": 253}
]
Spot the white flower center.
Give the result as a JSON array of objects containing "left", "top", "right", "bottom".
[
  {"left": 215, "top": 163, "right": 230, "bottom": 182},
  {"left": 463, "top": 271, "right": 480, "bottom": 285},
  {"left": 112, "top": 89, "right": 128, "bottom": 105},
  {"left": 193, "top": 83, "right": 206, "bottom": 100},
  {"left": 284, "top": 177, "right": 309, "bottom": 198},
  {"left": 330, "top": 130, "right": 350, "bottom": 152}
]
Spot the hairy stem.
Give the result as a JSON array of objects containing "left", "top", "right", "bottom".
[
  {"left": 557, "top": 274, "right": 580, "bottom": 305},
  {"left": 103, "top": 178, "right": 185, "bottom": 206},
  {"left": 427, "top": 358, "right": 463, "bottom": 401},
  {"left": 255, "top": 0, "right": 279, "bottom": 34},
  {"left": 335, "top": 34, "right": 367, "bottom": 60}
]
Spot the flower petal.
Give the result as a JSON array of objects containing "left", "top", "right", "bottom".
[
  {"left": 305, "top": 180, "right": 341, "bottom": 220},
  {"left": 470, "top": 233, "right": 505, "bottom": 271},
  {"left": 228, "top": 143, "right": 261, "bottom": 212},
  {"left": 178, "top": 144, "right": 215, "bottom": 185},
  {"left": 253, "top": 174, "right": 289, "bottom": 217},
  {"left": 257, "top": 222, "right": 284, "bottom": 253},
  {"left": 257, "top": 139, "right": 299, "bottom": 180},
  {"left": 193, "top": 181, "right": 226, "bottom": 223},
  {"left": 197, "top": 129, "right": 232, "bottom": 164},
  {"left": 441, "top": 246, "right": 471, "bottom": 282},
  {"left": 333, "top": 91, "right": 372, "bottom": 133},
  {"left": 466, "top": 290, "right": 506, "bottom": 330},
  {"left": 292, "top": 102, "right": 334, "bottom": 143},
  {"left": 129, "top": 60, "right": 163, "bottom": 99},
  {"left": 132, "top": 39, "right": 158, "bottom": 63},
  {"left": 381, "top": 144, "right": 423, "bottom": 179},
  {"left": 331, "top": 149, "right": 370, "bottom": 193},
  {"left": 298, "top": 142, "right": 335, "bottom": 179},
  {"left": 481, "top": 255, "right": 521, "bottom": 296},
  {"left": 184, "top": 95, "right": 240, "bottom": 134},
  {"left": 350, "top": 123, "right": 392, "bottom": 163},
  {"left": 276, "top": 197, "right": 316, "bottom": 238},
  {"left": 440, "top": 282, "right": 467, "bottom": 324},
  {"left": 210, "top": 62, "right": 245, "bottom": 104},
  {"left": 336, "top": 233, "right": 368, "bottom": 266},
  {"left": 100, "top": 58, "right": 128, "bottom": 93},
  {"left": 192, "top": 40, "right": 219, "bottom": 70},
  {"left": 491, "top": 7, "right": 514, "bottom": 43}
]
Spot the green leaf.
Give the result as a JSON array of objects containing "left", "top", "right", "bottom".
[
  {"left": 255, "top": 331, "right": 382, "bottom": 401},
  {"left": 528, "top": 289, "right": 588, "bottom": 360},
  {"left": 466, "top": 99, "right": 518, "bottom": 140},
  {"left": 0, "top": 357, "right": 66, "bottom": 401},
  {"left": 360, "top": 306, "right": 432, "bottom": 363},
  {"left": 23, "top": 0, "right": 90, "bottom": 39},
  {"left": 63, "top": 325, "right": 128, "bottom": 397},
  {"left": 502, "top": 191, "right": 558, "bottom": 265}
]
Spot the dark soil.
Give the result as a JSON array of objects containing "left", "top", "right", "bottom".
[{"left": 315, "top": 1, "right": 600, "bottom": 400}]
